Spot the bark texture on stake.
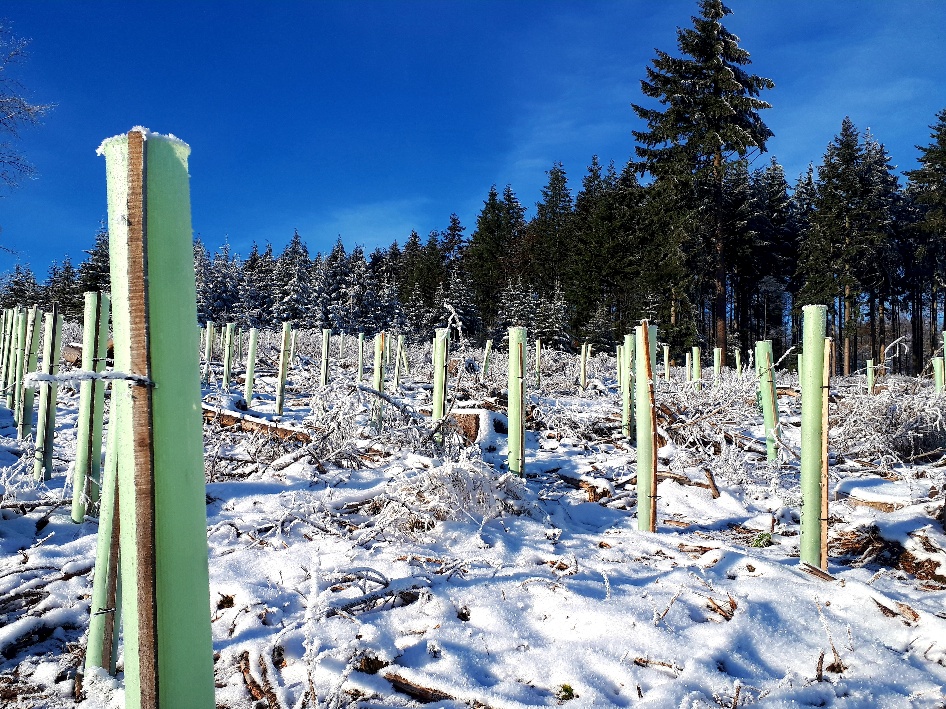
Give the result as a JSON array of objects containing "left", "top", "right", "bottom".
[
  {"left": 101, "top": 128, "right": 214, "bottom": 709},
  {"left": 17, "top": 306, "right": 41, "bottom": 439},
  {"left": 244, "top": 327, "right": 258, "bottom": 406},
  {"left": 33, "top": 307, "right": 62, "bottom": 480},
  {"left": 636, "top": 323, "right": 658, "bottom": 533},
  {"left": 507, "top": 327, "right": 526, "bottom": 477},
  {"left": 72, "top": 292, "right": 110, "bottom": 522},
  {"left": 320, "top": 328, "right": 331, "bottom": 386},
  {"left": 275, "top": 322, "right": 292, "bottom": 416},
  {"left": 800, "top": 304, "right": 827, "bottom": 568}
]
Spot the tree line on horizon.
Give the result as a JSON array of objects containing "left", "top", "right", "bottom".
[{"left": 1, "top": 1, "right": 945, "bottom": 376}]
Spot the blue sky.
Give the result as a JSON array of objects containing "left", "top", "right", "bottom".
[{"left": 1, "top": 1, "right": 945, "bottom": 276}]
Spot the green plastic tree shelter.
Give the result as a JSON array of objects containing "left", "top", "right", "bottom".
[
  {"left": 934, "top": 357, "right": 945, "bottom": 394},
  {"left": 201, "top": 320, "right": 214, "bottom": 382},
  {"left": 735, "top": 349, "right": 742, "bottom": 377},
  {"left": 0, "top": 309, "right": 11, "bottom": 395},
  {"left": 684, "top": 351, "right": 691, "bottom": 383},
  {"left": 320, "top": 328, "right": 331, "bottom": 386},
  {"left": 713, "top": 347, "right": 722, "bottom": 383},
  {"left": 289, "top": 329, "right": 297, "bottom": 367},
  {"left": 393, "top": 334, "right": 405, "bottom": 389},
  {"left": 866, "top": 358, "right": 875, "bottom": 395},
  {"left": 275, "top": 321, "right": 292, "bottom": 416},
  {"left": 10, "top": 308, "right": 26, "bottom": 412},
  {"left": 481, "top": 339, "right": 493, "bottom": 382},
  {"left": 432, "top": 328, "right": 449, "bottom": 422},
  {"left": 244, "top": 328, "right": 259, "bottom": 406},
  {"left": 580, "top": 343, "right": 589, "bottom": 391},
  {"left": 621, "top": 334, "right": 635, "bottom": 439},
  {"left": 72, "top": 292, "right": 111, "bottom": 522},
  {"left": 16, "top": 306, "right": 42, "bottom": 439},
  {"left": 508, "top": 326, "right": 527, "bottom": 476},
  {"left": 86, "top": 426, "right": 121, "bottom": 676},
  {"left": 535, "top": 338, "right": 542, "bottom": 388},
  {"left": 663, "top": 344, "right": 670, "bottom": 382},
  {"left": 222, "top": 323, "right": 235, "bottom": 390},
  {"left": 100, "top": 128, "right": 214, "bottom": 709},
  {"left": 692, "top": 346, "right": 702, "bottom": 391},
  {"left": 755, "top": 339, "right": 778, "bottom": 462},
  {"left": 800, "top": 304, "right": 828, "bottom": 568},
  {"left": 636, "top": 323, "right": 658, "bottom": 532},
  {"left": 33, "top": 306, "right": 63, "bottom": 480},
  {"left": 372, "top": 332, "right": 386, "bottom": 426},
  {"left": 357, "top": 332, "right": 365, "bottom": 383}
]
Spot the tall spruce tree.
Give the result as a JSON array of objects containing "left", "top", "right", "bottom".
[
  {"left": 632, "top": 0, "right": 773, "bottom": 363},
  {"left": 78, "top": 223, "right": 111, "bottom": 294}
]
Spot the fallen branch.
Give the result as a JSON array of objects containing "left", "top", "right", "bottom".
[{"left": 202, "top": 405, "right": 311, "bottom": 442}]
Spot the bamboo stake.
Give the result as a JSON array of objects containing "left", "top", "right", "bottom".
[
  {"left": 275, "top": 322, "right": 291, "bottom": 416},
  {"left": 16, "top": 306, "right": 41, "bottom": 439},
  {"left": 820, "top": 336, "right": 832, "bottom": 571},
  {"left": 508, "top": 326, "right": 527, "bottom": 476},
  {"left": 320, "top": 328, "right": 331, "bottom": 386},
  {"left": 244, "top": 328, "right": 258, "bottom": 406},
  {"left": 101, "top": 127, "right": 214, "bottom": 709},
  {"left": 222, "top": 322, "right": 234, "bottom": 390},
  {"left": 800, "top": 304, "right": 827, "bottom": 568},
  {"left": 72, "top": 292, "right": 110, "bottom": 522},
  {"left": 636, "top": 322, "right": 658, "bottom": 532},
  {"left": 33, "top": 306, "right": 62, "bottom": 480}
]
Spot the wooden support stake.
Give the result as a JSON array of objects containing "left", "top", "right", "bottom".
[{"left": 101, "top": 127, "right": 214, "bottom": 709}]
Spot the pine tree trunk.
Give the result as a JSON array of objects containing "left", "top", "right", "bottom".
[{"left": 713, "top": 150, "right": 726, "bottom": 367}]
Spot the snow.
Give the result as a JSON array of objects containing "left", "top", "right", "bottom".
[{"left": 2, "top": 336, "right": 946, "bottom": 707}]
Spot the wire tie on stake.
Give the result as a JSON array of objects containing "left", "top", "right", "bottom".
[{"left": 24, "top": 371, "right": 155, "bottom": 388}]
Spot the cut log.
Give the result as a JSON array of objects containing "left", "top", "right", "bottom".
[{"left": 201, "top": 405, "right": 310, "bottom": 442}]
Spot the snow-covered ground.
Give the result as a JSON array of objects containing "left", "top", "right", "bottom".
[{"left": 2, "top": 334, "right": 946, "bottom": 708}]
